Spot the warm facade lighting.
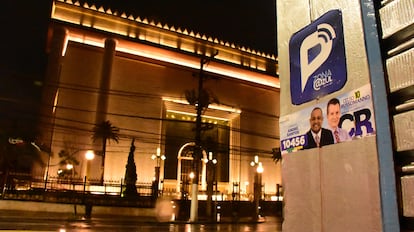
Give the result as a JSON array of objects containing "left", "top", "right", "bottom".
[
  {"left": 52, "top": 0, "right": 279, "bottom": 88},
  {"left": 162, "top": 97, "right": 242, "bottom": 114},
  {"left": 167, "top": 110, "right": 229, "bottom": 122}
]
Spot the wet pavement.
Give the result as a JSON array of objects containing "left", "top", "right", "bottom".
[{"left": 0, "top": 210, "right": 282, "bottom": 231}]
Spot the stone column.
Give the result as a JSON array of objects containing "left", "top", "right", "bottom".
[
  {"left": 95, "top": 38, "right": 116, "bottom": 124},
  {"left": 95, "top": 38, "right": 117, "bottom": 184},
  {"left": 229, "top": 116, "right": 241, "bottom": 185},
  {"left": 40, "top": 26, "right": 68, "bottom": 149},
  {"left": 39, "top": 26, "right": 68, "bottom": 189}
]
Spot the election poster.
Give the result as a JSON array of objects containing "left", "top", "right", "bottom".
[{"left": 279, "top": 84, "right": 376, "bottom": 154}]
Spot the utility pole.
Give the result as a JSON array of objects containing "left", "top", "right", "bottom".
[{"left": 190, "top": 51, "right": 218, "bottom": 222}]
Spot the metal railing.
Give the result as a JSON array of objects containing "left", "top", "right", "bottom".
[{"left": 1, "top": 173, "right": 155, "bottom": 207}]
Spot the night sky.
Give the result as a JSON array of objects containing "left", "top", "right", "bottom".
[
  {"left": 0, "top": 1, "right": 52, "bottom": 134},
  {"left": 82, "top": 0, "right": 278, "bottom": 55}
]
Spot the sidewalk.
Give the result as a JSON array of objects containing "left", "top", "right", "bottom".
[
  {"left": 0, "top": 209, "right": 268, "bottom": 225},
  {"left": 0, "top": 209, "right": 156, "bottom": 223},
  {"left": 0, "top": 199, "right": 275, "bottom": 226}
]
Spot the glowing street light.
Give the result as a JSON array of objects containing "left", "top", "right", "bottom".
[
  {"left": 251, "top": 155, "right": 264, "bottom": 221},
  {"left": 257, "top": 162, "right": 264, "bottom": 173},
  {"left": 189, "top": 172, "right": 195, "bottom": 180},
  {"left": 85, "top": 150, "right": 95, "bottom": 183},
  {"left": 66, "top": 163, "right": 73, "bottom": 170},
  {"left": 85, "top": 150, "right": 95, "bottom": 160},
  {"left": 152, "top": 147, "right": 166, "bottom": 198},
  {"left": 250, "top": 155, "right": 259, "bottom": 167}
]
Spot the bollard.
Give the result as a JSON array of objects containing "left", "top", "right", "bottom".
[{"left": 85, "top": 202, "right": 93, "bottom": 219}]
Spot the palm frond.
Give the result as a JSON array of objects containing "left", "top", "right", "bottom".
[
  {"left": 272, "top": 147, "right": 282, "bottom": 163},
  {"left": 92, "top": 120, "right": 120, "bottom": 144}
]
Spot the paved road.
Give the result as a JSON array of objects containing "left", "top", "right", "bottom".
[{"left": 0, "top": 211, "right": 282, "bottom": 231}]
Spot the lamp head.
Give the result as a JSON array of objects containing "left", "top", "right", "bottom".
[{"left": 85, "top": 150, "right": 95, "bottom": 160}]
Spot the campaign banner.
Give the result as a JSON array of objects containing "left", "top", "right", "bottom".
[
  {"left": 289, "top": 9, "right": 347, "bottom": 105},
  {"left": 279, "top": 84, "right": 375, "bottom": 154}
]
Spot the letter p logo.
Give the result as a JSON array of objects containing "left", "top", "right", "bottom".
[
  {"left": 300, "top": 23, "right": 336, "bottom": 92},
  {"left": 289, "top": 10, "right": 347, "bottom": 105}
]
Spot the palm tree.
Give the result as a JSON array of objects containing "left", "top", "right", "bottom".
[
  {"left": 272, "top": 147, "right": 282, "bottom": 164},
  {"left": 92, "top": 120, "right": 120, "bottom": 184},
  {"left": 185, "top": 88, "right": 219, "bottom": 112},
  {"left": 57, "top": 149, "right": 80, "bottom": 178}
]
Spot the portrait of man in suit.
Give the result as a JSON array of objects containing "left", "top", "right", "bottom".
[
  {"left": 303, "top": 107, "right": 334, "bottom": 149},
  {"left": 326, "top": 98, "right": 352, "bottom": 143}
]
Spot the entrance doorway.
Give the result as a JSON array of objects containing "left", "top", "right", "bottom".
[{"left": 176, "top": 142, "right": 207, "bottom": 193}]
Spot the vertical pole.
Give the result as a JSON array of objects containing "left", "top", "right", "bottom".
[
  {"left": 214, "top": 164, "right": 218, "bottom": 222},
  {"left": 254, "top": 171, "right": 260, "bottom": 220},
  {"left": 190, "top": 51, "right": 218, "bottom": 222},
  {"left": 154, "top": 166, "right": 160, "bottom": 197},
  {"left": 83, "top": 176, "right": 87, "bottom": 193},
  {"left": 44, "top": 152, "right": 51, "bottom": 190},
  {"left": 276, "top": 183, "right": 280, "bottom": 200},
  {"left": 258, "top": 172, "right": 262, "bottom": 214},
  {"left": 190, "top": 57, "right": 205, "bottom": 222},
  {"left": 177, "top": 157, "right": 182, "bottom": 193},
  {"left": 360, "top": 1, "right": 400, "bottom": 231},
  {"left": 206, "top": 161, "right": 214, "bottom": 220},
  {"left": 120, "top": 178, "right": 123, "bottom": 196}
]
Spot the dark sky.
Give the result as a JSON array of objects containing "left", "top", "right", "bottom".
[
  {"left": 82, "top": 0, "right": 278, "bottom": 55},
  {"left": 0, "top": 1, "right": 52, "bottom": 132}
]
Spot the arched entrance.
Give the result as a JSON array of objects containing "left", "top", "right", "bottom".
[{"left": 176, "top": 142, "right": 207, "bottom": 193}]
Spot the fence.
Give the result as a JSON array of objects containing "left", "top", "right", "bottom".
[
  {"left": 4, "top": 173, "right": 152, "bottom": 196},
  {"left": 1, "top": 173, "right": 155, "bottom": 207},
  {"left": 2, "top": 173, "right": 284, "bottom": 204}
]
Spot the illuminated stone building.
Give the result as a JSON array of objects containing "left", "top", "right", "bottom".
[{"left": 41, "top": 0, "right": 280, "bottom": 198}]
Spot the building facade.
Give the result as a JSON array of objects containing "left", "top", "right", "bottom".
[{"left": 40, "top": 0, "right": 280, "bottom": 198}]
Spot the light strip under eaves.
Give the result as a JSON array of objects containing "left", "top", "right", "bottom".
[
  {"left": 66, "top": 32, "right": 279, "bottom": 88},
  {"left": 52, "top": 0, "right": 279, "bottom": 88},
  {"left": 162, "top": 97, "right": 242, "bottom": 114},
  {"left": 167, "top": 110, "right": 230, "bottom": 122}
]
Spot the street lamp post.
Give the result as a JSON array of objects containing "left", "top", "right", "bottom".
[
  {"left": 151, "top": 147, "right": 166, "bottom": 198},
  {"left": 65, "top": 163, "right": 74, "bottom": 190},
  {"left": 189, "top": 171, "right": 195, "bottom": 200},
  {"left": 44, "top": 152, "right": 51, "bottom": 190},
  {"left": 205, "top": 152, "right": 217, "bottom": 221},
  {"left": 250, "top": 155, "right": 264, "bottom": 221},
  {"left": 84, "top": 150, "right": 95, "bottom": 190}
]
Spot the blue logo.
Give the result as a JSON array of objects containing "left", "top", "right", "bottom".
[{"left": 289, "top": 10, "right": 347, "bottom": 105}]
